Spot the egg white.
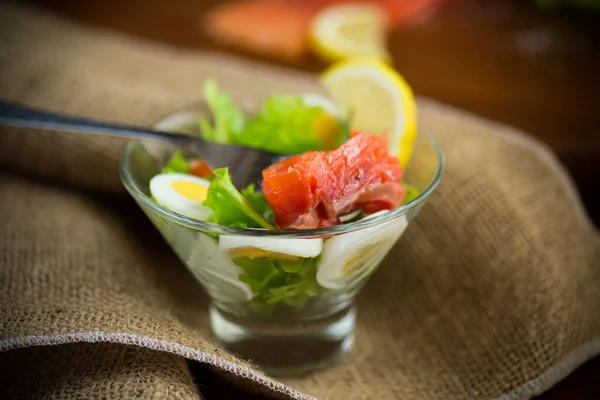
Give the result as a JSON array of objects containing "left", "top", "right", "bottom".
[
  {"left": 219, "top": 235, "right": 323, "bottom": 259},
  {"left": 149, "top": 173, "right": 213, "bottom": 221},
  {"left": 317, "top": 212, "right": 409, "bottom": 290}
]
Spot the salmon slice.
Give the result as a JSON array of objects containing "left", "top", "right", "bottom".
[
  {"left": 262, "top": 132, "right": 405, "bottom": 229},
  {"left": 203, "top": 0, "right": 320, "bottom": 61},
  {"left": 378, "top": 0, "right": 454, "bottom": 27}
]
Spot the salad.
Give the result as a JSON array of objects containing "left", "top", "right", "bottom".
[{"left": 147, "top": 60, "right": 421, "bottom": 312}]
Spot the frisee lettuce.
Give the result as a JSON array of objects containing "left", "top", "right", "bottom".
[
  {"left": 161, "top": 151, "right": 190, "bottom": 174},
  {"left": 233, "top": 256, "right": 320, "bottom": 309},
  {"left": 198, "top": 79, "right": 338, "bottom": 154},
  {"left": 239, "top": 95, "right": 323, "bottom": 153},
  {"left": 202, "top": 168, "right": 274, "bottom": 229},
  {"left": 198, "top": 79, "right": 246, "bottom": 143}
]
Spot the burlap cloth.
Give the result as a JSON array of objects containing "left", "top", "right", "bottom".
[{"left": 1, "top": 2, "right": 599, "bottom": 399}]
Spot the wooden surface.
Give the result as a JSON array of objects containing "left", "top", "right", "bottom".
[{"left": 24, "top": 0, "right": 600, "bottom": 398}]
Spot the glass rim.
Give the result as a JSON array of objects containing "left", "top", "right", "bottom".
[{"left": 120, "top": 131, "right": 444, "bottom": 239}]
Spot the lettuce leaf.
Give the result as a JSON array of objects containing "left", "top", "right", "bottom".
[
  {"left": 202, "top": 168, "right": 274, "bottom": 229},
  {"left": 401, "top": 183, "right": 420, "bottom": 205},
  {"left": 234, "top": 257, "right": 280, "bottom": 293},
  {"left": 233, "top": 256, "right": 320, "bottom": 309},
  {"left": 198, "top": 80, "right": 336, "bottom": 154},
  {"left": 199, "top": 79, "right": 246, "bottom": 143},
  {"left": 241, "top": 184, "right": 275, "bottom": 225},
  {"left": 161, "top": 151, "right": 190, "bottom": 174},
  {"left": 239, "top": 95, "right": 323, "bottom": 154}
]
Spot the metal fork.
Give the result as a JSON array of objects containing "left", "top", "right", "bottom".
[{"left": 0, "top": 101, "right": 285, "bottom": 187}]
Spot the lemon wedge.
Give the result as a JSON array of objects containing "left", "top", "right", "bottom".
[
  {"left": 320, "top": 58, "right": 417, "bottom": 167},
  {"left": 310, "top": 3, "right": 390, "bottom": 63}
]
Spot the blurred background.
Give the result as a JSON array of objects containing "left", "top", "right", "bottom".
[{"left": 24, "top": 0, "right": 599, "bottom": 226}]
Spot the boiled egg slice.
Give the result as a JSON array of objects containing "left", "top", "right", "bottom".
[
  {"left": 219, "top": 235, "right": 323, "bottom": 258},
  {"left": 317, "top": 211, "right": 409, "bottom": 290},
  {"left": 220, "top": 235, "right": 323, "bottom": 260},
  {"left": 149, "top": 173, "right": 213, "bottom": 221}
]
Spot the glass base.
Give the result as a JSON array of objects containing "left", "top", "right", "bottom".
[{"left": 209, "top": 305, "right": 355, "bottom": 377}]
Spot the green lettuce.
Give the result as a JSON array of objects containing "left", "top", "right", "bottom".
[
  {"left": 233, "top": 256, "right": 320, "bottom": 309},
  {"left": 202, "top": 168, "right": 274, "bottom": 229},
  {"left": 401, "top": 183, "right": 420, "bottom": 205},
  {"left": 161, "top": 151, "right": 190, "bottom": 174},
  {"left": 198, "top": 79, "right": 336, "bottom": 154},
  {"left": 241, "top": 184, "right": 275, "bottom": 225},
  {"left": 198, "top": 79, "right": 246, "bottom": 143},
  {"left": 239, "top": 95, "right": 323, "bottom": 153}
]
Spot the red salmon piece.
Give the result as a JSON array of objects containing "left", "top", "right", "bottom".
[
  {"left": 203, "top": 0, "right": 320, "bottom": 62},
  {"left": 262, "top": 132, "right": 405, "bottom": 229},
  {"left": 189, "top": 159, "right": 214, "bottom": 178},
  {"left": 355, "top": 182, "right": 406, "bottom": 214},
  {"left": 379, "top": 0, "right": 454, "bottom": 28},
  {"left": 261, "top": 154, "right": 319, "bottom": 229}
]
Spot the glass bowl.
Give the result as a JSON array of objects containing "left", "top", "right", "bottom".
[{"left": 120, "top": 98, "right": 443, "bottom": 376}]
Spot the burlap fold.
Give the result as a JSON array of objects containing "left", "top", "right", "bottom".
[{"left": 1, "top": 2, "right": 599, "bottom": 400}]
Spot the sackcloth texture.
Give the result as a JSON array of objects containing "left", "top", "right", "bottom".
[{"left": 0, "top": 2, "right": 599, "bottom": 399}]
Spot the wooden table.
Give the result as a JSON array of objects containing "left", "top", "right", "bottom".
[{"left": 25, "top": 0, "right": 600, "bottom": 398}]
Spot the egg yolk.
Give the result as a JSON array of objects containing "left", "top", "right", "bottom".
[
  {"left": 229, "top": 247, "right": 300, "bottom": 262},
  {"left": 341, "top": 244, "right": 379, "bottom": 276},
  {"left": 171, "top": 180, "right": 208, "bottom": 202}
]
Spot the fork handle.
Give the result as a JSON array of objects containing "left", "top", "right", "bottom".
[{"left": 0, "top": 100, "right": 193, "bottom": 147}]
